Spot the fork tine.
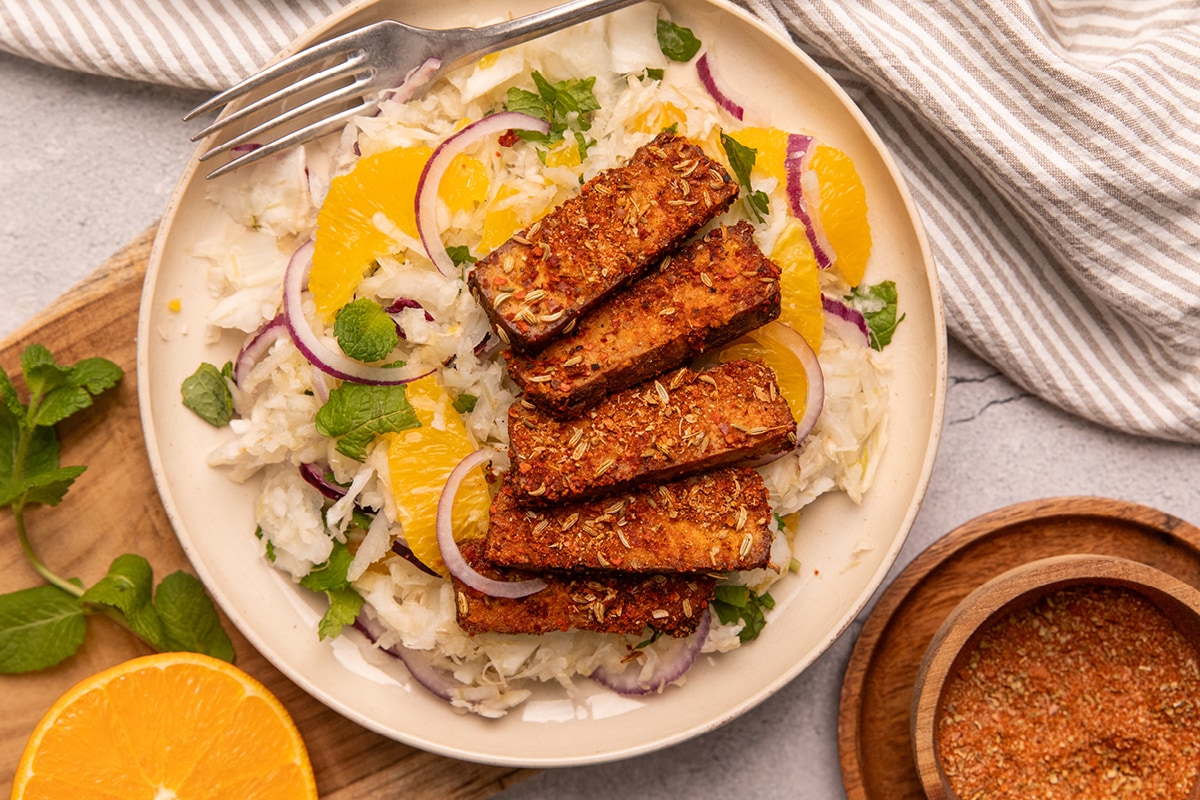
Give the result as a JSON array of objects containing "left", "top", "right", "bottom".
[
  {"left": 202, "top": 101, "right": 376, "bottom": 180},
  {"left": 197, "top": 74, "right": 376, "bottom": 161},
  {"left": 183, "top": 30, "right": 367, "bottom": 121},
  {"left": 189, "top": 54, "right": 368, "bottom": 143}
]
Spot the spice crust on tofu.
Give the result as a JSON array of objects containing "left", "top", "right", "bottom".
[
  {"left": 505, "top": 221, "right": 781, "bottom": 419},
  {"left": 507, "top": 358, "right": 796, "bottom": 504},
  {"left": 452, "top": 539, "right": 714, "bottom": 637},
  {"left": 467, "top": 130, "right": 738, "bottom": 353},
  {"left": 485, "top": 466, "right": 774, "bottom": 573}
]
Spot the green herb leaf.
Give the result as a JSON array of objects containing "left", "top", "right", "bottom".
[
  {"left": 720, "top": 133, "right": 770, "bottom": 223},
  {"left": 848, "top": 280, "right": 905, "bottom": 350},
  {"left": 712, "top": 585, "right": 774, "bottom": 643},
  {"left": 334, "top": 298, "right": 400, "bottom": 363},
  {"left": 81, "top": 554, "right": 168, "bottom": 651},
  {"left": 641, "top": 67, "right": 665, "bottom": 82},
  {"left": 656, "top": 18, "right": 702, "bottom": 62},
  {"left": 317, "top": 586, "right": 364, "bottom": 640},
  {"left": 452, "top": 393, "right": 478, "bottom": 414},
  {"left": 181, "top": 362, "right": 233, "bottom": 427},
  {"left": 506, "top": 73, "right": 600, "bottom": 159},
  {"left": 300, "top": 541, "right": 363, "bottom": 640},
  {"left": 0, "top": 585, "right": 86, "bottom": 673},
  {"left": 445, "top": 245, "right": 477, "bottom": 267},
  {"left": 315, "top": 382, "right": 419, "bottom": 461},
  {"left": 155, "top": 571, "right": 236, "bottom": 661}
]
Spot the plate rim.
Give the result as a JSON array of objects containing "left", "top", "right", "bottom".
[{"left": 137, "top": 0, "right": 947, "bottom": 767}]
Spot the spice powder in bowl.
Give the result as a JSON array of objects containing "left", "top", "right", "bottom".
[{"left": 936, "top": 582, "right": 1200, "bottom": 799}]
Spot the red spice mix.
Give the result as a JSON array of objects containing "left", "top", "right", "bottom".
[{"left": 936, "top": 584, "right": 1200, "bottom": 799}]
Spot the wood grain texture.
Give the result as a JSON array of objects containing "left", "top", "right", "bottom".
[
  {"left": 836, "top": 496, "right": 1200, "bottom": 800},
  {"left": 0, "top": 225, "right": 535, "bottom": 797}
]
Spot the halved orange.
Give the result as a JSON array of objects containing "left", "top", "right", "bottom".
[
  {"left": 385, "top": 374, "right": 491, "bottom": 577},
  {"left": 12, "top": 652, "right": 317, "bottom": 800}
]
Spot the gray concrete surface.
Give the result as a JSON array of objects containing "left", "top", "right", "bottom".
[{"left": 5, "top": 50, "right": 1200, "bottom": 800}]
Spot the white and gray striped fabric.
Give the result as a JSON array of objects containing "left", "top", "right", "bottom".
[{"left": 3, "top": 0, "right": 1199, "bottom": 442}]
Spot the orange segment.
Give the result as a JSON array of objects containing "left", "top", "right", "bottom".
[
  {"left": 12, "top": 652, "right": 317, "bottom": 800},
  {"left": 631, "top": 100, "right": 688, "bottom": 134},
  {"left": 385, "top": 374, "right": 490, "bottom": 577},
  {"left": 718, "top": 323, "right": 811, "bottom": 422},
  {"left": 810, "top": 143, "right": 872, "bottom": 286},
  {"left": 440, "top": 153, "right": 489, "bottom": 214},
  {"left": 310, "top": 146, "right": 433, "bottom": 320},
  {"left": 728, "top": 125, "right": 789, "bottom": 186},
  {"left": 769, "top": 219, "right": 824, "bottom": 354}
]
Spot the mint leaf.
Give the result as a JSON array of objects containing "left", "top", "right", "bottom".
[
  {"left": 318, "top": 586, "right": 363, "bottom": 640},
  {"left": 656, "top": 19, "right": 701, "bottom": 62},
  {"left": 81, "top": 554, "right": 168, "bottom": 651},
  {"left": 849, "top": 281, "right": 905, "bottom": 350},
  {"left": 315, "top": 382, "right": 419, "bottom": 461},
  {"left": 0, "top": 585, "right": 86, "bottom": 673},
  {"left": 28, "top": 356, "right": 125, "bottom": 429},
  {"left": 445, "top": 245, "right": 476, "bottom": 267},
  {"left": 155, "top": 571, "right": 236, "bottom": 662},
  {"left": 712, "top": 585, "right": 774, "bottom": 643},
  {"left": 299, "top": 540, "right": 356, "bottom": 593},
  {"left": 300, "top": 541, "right": 364, "bottom": 640},
  {"left": 181, "top": 362, "right": 233, "bottom": 427},
  {"left": 1, "top": 465, "right": 87, "bottom": 509},
  {"left": 720, "top": 133, "right": 770, "bottom": 223},
  {"left": 0, "top": 370, "right": 22, "bottom": 418},
  {"left": 507, "top": 73, "right": 600, "bottom": 159},
  {"left": 334, "top": 299, "right": 400, "bottom": 363},
  {"left": 452, "top": 393, "right": 478, "bottom": 414}
]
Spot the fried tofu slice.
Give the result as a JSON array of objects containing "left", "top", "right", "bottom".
[
  {"left": 485, "top": 466, "right": 774, "bottom": 574},
  {"left": 452, "top": 539, "right": 713, "bottom": 637},
  {"left": 507, "top": 359, "right": 796, "bottom": 505},
  {"left": 505, "top": 221, "right": 781, "bottom": 419},
  {"left": 468, "top": 131, "right": 738, "bottom": 353}
]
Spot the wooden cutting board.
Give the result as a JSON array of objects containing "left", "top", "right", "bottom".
[{"left": 0, "top": 225, "right": 536, "bottom": 797}]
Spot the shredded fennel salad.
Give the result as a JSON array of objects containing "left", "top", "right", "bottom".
[{"left": 184, "top": 5, "right": 896, "bottom": 717}]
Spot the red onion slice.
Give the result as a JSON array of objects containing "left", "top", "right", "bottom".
[
  {"left": 822, "top": 294, "right": 870, "bottom": 346},
  {"left": 355, "top": 613, "right": 457, "bottom": 701},
  {"left": 234, "top": 315, "right": 287, "bottom": 387},
  {"left": 282, "top": 240, "right": 434, "bottom": 385},
  {"left": 436, "top": 448, "right": 546, "bottom": 598},
  {"left": 299, "top": 462, "right": 347, "bottom": 501},
  {"left": 416, "top": 111, "right": 550, "bottom": 276},
  {"left": 696, "top": 52, "right": 744, "bottom": 121},
  {"left": 784, "top": 133, "right": 835, "bottom": 270},
  {"left": 591, "top": 608, "right": 712, "bottom": 695}
]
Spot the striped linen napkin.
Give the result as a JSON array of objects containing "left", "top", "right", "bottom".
[{"left": 3, "top": 0, "right": 1199, "bottom": 442}]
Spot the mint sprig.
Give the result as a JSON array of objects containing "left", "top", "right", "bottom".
[
  {"left": 656, "top": 19, "right": 702, "bottom": 62},
  {"left": 0, "top": 345, "right": 234, "bottom": 673},
  {"left": 848, "top": 280, "right": 905, "bottom": 351},
  {"left": 712, "top": 584, "right": 775, "bottom": 643},
  {"left": 506, "top": 72, "right": 601, "bottom": 161},
  {"left": 334, "top": 298, "right": 400, "bottom": 363},
  {"left": 299, "top": 539, "right": 364, "bottom": 640}
]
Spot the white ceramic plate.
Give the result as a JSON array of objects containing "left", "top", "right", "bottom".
[{"left": 138, "top": 0, "right": 946, "bottom": 767}]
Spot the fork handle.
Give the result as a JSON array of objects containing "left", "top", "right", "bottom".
[{"left": 439, "top": 0, "right": 649, "bottom": 67}]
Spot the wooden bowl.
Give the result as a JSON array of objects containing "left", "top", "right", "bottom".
[{"left": 910, "top": 553, "right": 1200, "bottom": 800}]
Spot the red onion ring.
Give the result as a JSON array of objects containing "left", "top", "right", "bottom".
[
  {"left": 354, "top": 613, "right": 457, "bottom": 701},
  {"left": 299, "top": 462, "right": 347, "bottom": 501},
  {"left": 282, "top": 240, "right": 434, "bottom": 385},
  {"left": 696, "top": 52, "right": 744, "bottom": 121},
  {"left": 590, "top": 608, "right": 712, "bottom": 695},
  {"left": 415, "top": 111, "right": 551, "bottom": 276},
  {"left": 784, "top": 133, "right": 834, "bottom": 270},
  {"left": 234, "top": 315, "right": 287, "bottom": 387},
  {"left": 436, "top": 448, "right": 546, "bottom": 598},
  {"left": 822, "top": 294, "right": 870, "bottom": 346}
]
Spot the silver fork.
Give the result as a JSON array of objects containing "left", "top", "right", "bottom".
[{"left": 186, "top": 0, "right": 645, "bottom": 179}]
